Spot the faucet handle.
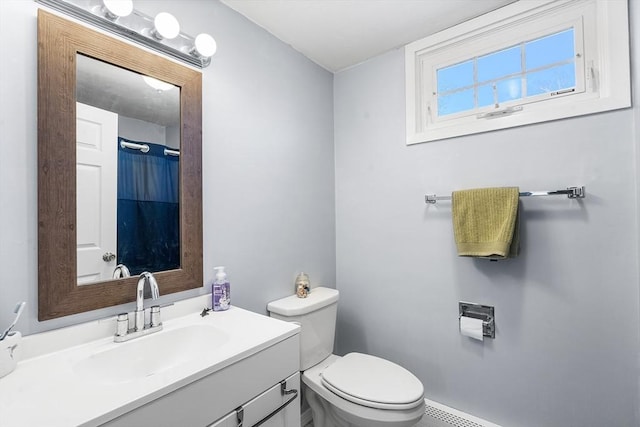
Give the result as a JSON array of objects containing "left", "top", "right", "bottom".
[
  {"left": 115, "top": 313, "right": 129, "bottom": 337},
  {"left": 150, "top": 305, "right": 162, "bottom": 328}
]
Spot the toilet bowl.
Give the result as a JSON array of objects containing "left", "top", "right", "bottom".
[
  {"left": 303, "top": 354, "right": 425, "bottom": 427},
  {"left": 268, "top": 287, "right": 425, "bottom": 427}
]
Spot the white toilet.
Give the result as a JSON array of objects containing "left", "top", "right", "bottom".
[{"left": 268, "top": 287, "right": 425, "bottom": 427}]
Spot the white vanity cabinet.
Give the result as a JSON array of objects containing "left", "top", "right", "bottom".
[{"left": 100, "top": 334, "right": 301, "bottom": 427}]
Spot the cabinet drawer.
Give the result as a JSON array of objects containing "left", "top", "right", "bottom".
[{"left": 209, "top": 372, "right": 300, "bottom": 427}]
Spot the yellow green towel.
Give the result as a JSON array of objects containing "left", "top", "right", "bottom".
[{"left": 452, "top": 187, "right": 520, "bottom": 259}]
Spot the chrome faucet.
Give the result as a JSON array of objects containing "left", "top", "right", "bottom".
[
  {"left": 112, "top": 264, "right": 131, "bottom": 279},
  {"left": 135, "top": 272, "right": 159, "bottom": 331},
  {"left": 114, "top": 271, "right": 163, "bottom": 342}
]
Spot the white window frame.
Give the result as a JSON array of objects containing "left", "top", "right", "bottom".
[{"left": 405, "top": 0, "right": 630, "bottom": 145}]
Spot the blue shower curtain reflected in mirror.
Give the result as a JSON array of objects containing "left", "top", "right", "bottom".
[{"left": 117, "top": 137, "right": 179, "bottom": 275}]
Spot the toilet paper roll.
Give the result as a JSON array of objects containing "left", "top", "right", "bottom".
[{"left": 460, "top": 316, "right": 484, "bottom": 341}]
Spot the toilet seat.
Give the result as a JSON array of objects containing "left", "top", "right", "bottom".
[{"left": 320, "top": 353, "right": 424, "bottom": 410}]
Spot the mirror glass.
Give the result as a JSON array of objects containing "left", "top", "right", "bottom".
[
  {"left": 75, "top": 54, "right": 181, "bottom": 285},
  {"left": 38, "top": 10, "right": 203, "bottom": 321}
]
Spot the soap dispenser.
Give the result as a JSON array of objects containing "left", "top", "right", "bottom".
[{"left": 212, "top": 266, "right": 231, "bottom": 311}]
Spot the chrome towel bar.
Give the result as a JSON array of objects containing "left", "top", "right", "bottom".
[{"left": 425, "top": 186, "right": 585, "bottom": 204}]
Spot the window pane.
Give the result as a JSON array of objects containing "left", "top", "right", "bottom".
[
  {"left": 526, "top": 28, "right": 574, "bottom": 70},
  {"left": 478, "top": 79, "right": 522, "bottom": 108},
  {"left": 438, "top": 88, "right": 474, "bottom": 116},
  {"left": 437, "top": 60, "right": 473, "bottom": 93},
  {"left": 526, "top": 63, "right": 576, "bottom": 96},
  {"left": 477, "top": 46, "right": 521, "bottom": 83},
  {"left": 496, "top": 78, "right": 522, "bottom": 103},
  {"left": 478, "top": 84, "right": 495, "bottom": 108}
]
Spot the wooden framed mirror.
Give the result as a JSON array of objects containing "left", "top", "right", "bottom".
[{"left": 38, "top": 10, "right": 203, "bottom": 320}]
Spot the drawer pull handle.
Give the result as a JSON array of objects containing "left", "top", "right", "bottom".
[
  {"left": 235, "top": 406, "right": 244, "bottom": 427},
  {"left": 252, "top": 380, "right": 299, "bottom": 427},
  {"left": 280, "top": 380, "right": 297, "bottom": 395}
]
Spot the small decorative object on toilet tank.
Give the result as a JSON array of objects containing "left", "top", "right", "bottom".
[
  {"left": 295, "top": 272, "right": 310, "bottom": 298},
  {"left": 212, "top": 266, "right": 230, "bottom": 311}
]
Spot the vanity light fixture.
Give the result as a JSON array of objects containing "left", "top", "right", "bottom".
[{"left": 36, "top": 0, "right": 216, "bottom": 68}]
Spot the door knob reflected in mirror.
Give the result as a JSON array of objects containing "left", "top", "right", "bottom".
[{"left": 103, "top": 252, "right": 116, "bottom": 262}]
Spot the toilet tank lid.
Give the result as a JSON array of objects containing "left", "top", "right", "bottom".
[{"left": 267, "top": 287, "right": 339, "bottom": 316}]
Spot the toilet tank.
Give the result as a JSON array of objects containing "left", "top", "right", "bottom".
[{"left": 267, "top": 287, "right": 339, "bottom": 371}]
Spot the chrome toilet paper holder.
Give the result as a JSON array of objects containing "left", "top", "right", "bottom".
[{"left": 459, "top": 302, "right": 495, "bottom": 339}]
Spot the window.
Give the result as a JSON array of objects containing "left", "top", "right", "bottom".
[
  {"left": 437, "top": 28, "right": 578, "bottom": 117},
  {"left": 405, "top": 0, "right": 630, "bottom": 144}
]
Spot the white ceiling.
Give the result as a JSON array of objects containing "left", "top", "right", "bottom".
[
  {"left": 77, "top": 54, "right": 180, "bottom": 126},
  {"left": 220, "top": 0, "right": 516, "bottom": 72}
]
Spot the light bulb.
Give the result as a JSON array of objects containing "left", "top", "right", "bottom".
[
  {"left": 143, "top": 76, "right": 175, "bottom": 92},
  {"left": 152, "top": 12, "right": 180, "bottom": 40},
  {"left": 193, "top": 33, "right": 217, "bottom": 58},
  {"left": 101, "top": 0, "right": 133, "bottom": 20}
]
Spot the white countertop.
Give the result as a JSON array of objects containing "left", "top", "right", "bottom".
[{"left": 0, "top": 296, "right": 299, "bottom": 427}]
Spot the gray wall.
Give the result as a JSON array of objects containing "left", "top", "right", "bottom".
[
  {"left": 333, "top": 3, "right": 640, "bottom": 427},
  {"left": 119, "top": 115, "right": 179, "bottom": 149},
  {"left": 119, "top": 115, "right": 168, "bottom": 146},
  {"left": 0, "top": 0, "right": 335, "bottom": 334}
]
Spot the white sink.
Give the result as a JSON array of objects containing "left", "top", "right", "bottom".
[{"left": 73, "top": 324, "right": 229, "bottom": 385}]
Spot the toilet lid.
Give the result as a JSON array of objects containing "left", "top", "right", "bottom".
[{"left": 320, "top": 353, "right": 424, "bottom": 410}]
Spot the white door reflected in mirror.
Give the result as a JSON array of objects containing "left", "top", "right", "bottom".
[{"left": 76, "top": 102, "right": 118, "bottom": 285}]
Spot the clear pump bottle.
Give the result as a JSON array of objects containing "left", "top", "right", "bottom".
[{"left": 212, "top": 266, "right": 230, "bottom": 311}]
